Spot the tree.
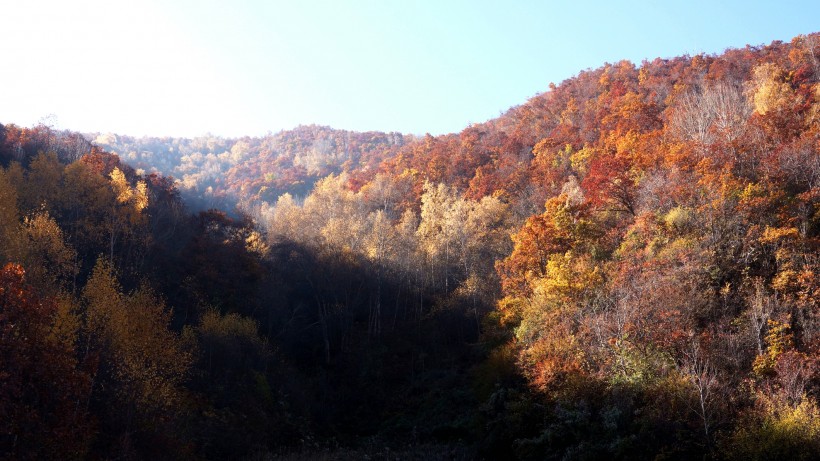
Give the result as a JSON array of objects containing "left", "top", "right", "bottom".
[
  {"left": 20, "top": 210, "right": 79, "bottom": 297},
  {"left": 363, "top": 209, "right": 395, "bottom": 337},
  {"left": 264, "top": 192, "right": 305, "bottom": 243},
  {"left": 185, "top": 310, "right": 292, "bottom": 458},
  {"left": 668, "top": 83, "right": 752, "bottom": 148},
  {"left": 746, "top": 62, "right": 806, "bottom": 142},
  {"left": 582, "top": 151, "right": 640, "bottom": 216},
  {"left": 680, "top": 337, "right": 719, "bottom": 444},
  {"left": 0, "top": 168, "right": 25, "bottom": 264},
  {"left": 416, "top": 181, "right": 462, "bottom": 292},
  {"left": 60, "top": 161, "right": 116, "bottom": 267},
  {"left": 496, "top": 194, "right": 586, "bottom": 299},
  {"left": 107, "top": 167, "right": 148, "bottom": 261},
  {"left": 0, "top": 263, "right": 91, "bottom": 459},
  {"left": 81, "top": 258, "right": 190, "bottom": 456}
]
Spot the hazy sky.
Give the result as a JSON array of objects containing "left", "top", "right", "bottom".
[{"left": 0, "top": 0, "right": 817, "bottom": 137}]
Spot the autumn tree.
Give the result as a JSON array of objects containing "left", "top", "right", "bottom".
[
  {"left": 107, "top": 167, "right": 149, "bottom": 261},
  {"left": 20, "top": 210, "right": 79, "bottom": 297},
  {"left": 0, "top": 167, "right": 25, "bottom": 263},
  {"left": 19, "top": 151, "right": 64, "bottom": 215},
  {"left": 81, "top": 258, "right": 190, "bottom": 456},
  {"left": 0, "top": 264, "right": 91, "bottom": 460},
  {"left": 416, "top": 181, "right": 462, "bottom": 292}
]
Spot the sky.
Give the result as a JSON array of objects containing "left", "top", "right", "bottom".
[{"left": 0, "top": 0, "right": 818, "bottom": 138}]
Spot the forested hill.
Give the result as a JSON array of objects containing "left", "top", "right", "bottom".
[
  {"left": 93, "top": 35, "right": 820, "bottom": 226},
  {"left": 89, "top": 125, "right": 409, "bottom": 210},
  {"left": 1, "top": 33, "right": 819, "bottom": 460}
]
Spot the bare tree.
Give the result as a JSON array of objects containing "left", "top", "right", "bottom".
[
  {"left": 682, "top": 337, "right": 719, "bottom": 443},
  {"left": 669, "top": 83, "right": 752, "bottom": 148}
]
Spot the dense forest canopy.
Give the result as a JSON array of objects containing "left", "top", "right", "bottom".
[{"left": 1, "top": 33, "right": 819, "bottom": 460}]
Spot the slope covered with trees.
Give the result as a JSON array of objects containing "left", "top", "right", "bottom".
[{"left": 1, "top": 33, "right": 819, "bottom": 460}]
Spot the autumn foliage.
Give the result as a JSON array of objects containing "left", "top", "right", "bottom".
[{"left": 0, "top": 32, "right": 819, "bottom": 459}]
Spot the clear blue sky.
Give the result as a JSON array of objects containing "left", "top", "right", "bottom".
[{"left": 0, "top": 0, "right": 817, "bottom": 137}]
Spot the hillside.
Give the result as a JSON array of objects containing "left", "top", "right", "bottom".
[{"left": 1, "top": 32, "right": 819, "bottom": 460}]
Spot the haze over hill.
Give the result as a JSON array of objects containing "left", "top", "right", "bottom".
[{"left": 89, "top": 126, "right": 409, "bottom": 210}]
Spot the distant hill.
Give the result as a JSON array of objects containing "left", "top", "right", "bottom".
[{"left": 88, "top": 125, "right": 409, "bottom": 210}]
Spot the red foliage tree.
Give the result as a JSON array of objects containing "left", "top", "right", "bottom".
[{"left": 0, "top": 264, "right": 92, "bottom": 459}]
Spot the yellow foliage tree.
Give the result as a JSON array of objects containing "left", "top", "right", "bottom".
[
  {"left": 82, "top": 258, "right": 190, "bottom": 430},
  {"left": 22, "top": 209, "right": 78, "bottom": 296},
  {"left": 748, "top": 62, "right": 796, "bottom": 116},
  {"left": 107, "top": 167, "right": 148, "bottom": 260}
]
